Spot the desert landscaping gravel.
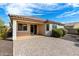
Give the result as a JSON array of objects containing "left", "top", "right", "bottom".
[
  {"left": 0, "top": 39, "right": 13, "bottom": 56},
  {"left": 13, "top": 34, "right": 79, "bottom": 56}
]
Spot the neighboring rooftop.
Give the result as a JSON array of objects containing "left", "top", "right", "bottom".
[{"left": 65, "top": 22, "right": 79, "bottom": 26}]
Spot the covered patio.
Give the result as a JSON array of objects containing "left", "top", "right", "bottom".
[{"left": 10, "top": 15, "right": 45, "bottom": 40}]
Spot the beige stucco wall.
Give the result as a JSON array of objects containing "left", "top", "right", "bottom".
[
  {"left": 57, "top": 25, "right": 64, "bottom": 28},
  {"left": 16, "top": 21, "right": 31, "bottom": 40},
  {"left": 45, "top": 24, "right": 52, "bottom": 36},
  {"left": 37, "top": 24, "right": 45, "bottom": 35},
  {"left": 16, "top": 21, "right": 45, "bottom": 40},
  {"left": 17, "top": 22, "right": 31, "bottom": 36}
]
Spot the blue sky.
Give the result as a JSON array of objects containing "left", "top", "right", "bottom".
[{"left": 0, "top": 3, "right": 79, "bottom": 25}]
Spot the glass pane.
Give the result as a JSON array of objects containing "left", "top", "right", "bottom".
[
  {"left": 46, "top": 24, "right": 49, "bottom": 31},
  {"left": 18, "top": 24, "right": 22, "bottom": 31},
  {"left": 23, "top": 25, "right": 27, "bottom": 31}
]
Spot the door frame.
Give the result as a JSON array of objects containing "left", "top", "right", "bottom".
[{"left": 30, "top": 24, "right": 37, "bottom": 35}]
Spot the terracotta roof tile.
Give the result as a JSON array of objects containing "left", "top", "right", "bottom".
[{"left": 8, "top": 14, "right": 64, "bottom": 25}]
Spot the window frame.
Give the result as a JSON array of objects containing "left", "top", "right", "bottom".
[
  {"left": 52, "top": 24, "right": 57, "bottom": 29},
  {"left": 23, "top": 25, "right": 27, "bottom": 31},
  {"left": 18, "top": 24, "right": 23, "bottom": 31},
  {"left": 18, "top": 23, "right": 27, "bottom": 31},
  {"left": 46, "top": 24, "right": 49, "bottom": 31}
]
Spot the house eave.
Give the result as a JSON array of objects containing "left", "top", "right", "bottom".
[{"left": 8, "top": 14, "right": 65, "bottom": 26}]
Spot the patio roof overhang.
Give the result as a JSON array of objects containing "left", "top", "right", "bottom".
[
  {"left": 8, "top": 14, "right": 45, "bottom": 24},
  {"left": 8, "top": 14, "right": 65, "bottom": 26}
]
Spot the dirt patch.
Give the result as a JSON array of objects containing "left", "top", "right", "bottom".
[{"left": 0, "top": 39, "right": 13, "bottom": 56}]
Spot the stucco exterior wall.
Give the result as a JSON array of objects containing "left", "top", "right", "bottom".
[
  {"left": 13, "top": 20, "right": 64, "bottom": 40},
  {"left": 37, "top": 24, "right": 45, "bottom": 35},
  {"left": 57, "top": 25, "right": 64, "bottom": 28},
  {"left": 15, "top": 21, "right": 45, "bottom": 40},
  {"left": 17, "top": 22, "right": 31, "bottom": 36},
  {"left": 45, "top": 24, "right": 52, "bottom": 36}
]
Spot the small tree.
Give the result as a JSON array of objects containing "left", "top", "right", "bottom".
[
  {"left": 0, "top": 19, "right": 8, "bottom": 39},
  {"left": 0, "top": 19, "right": 4, "bottom": 26}
]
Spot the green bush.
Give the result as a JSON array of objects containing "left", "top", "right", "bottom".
[
  {"left": 51, "top": 28, "right": 67, "bottom": 38},
  {"left": 51, "top": 29, "right": 63, "bottom": 38},
  {"left": 0, "top": 19, "right": 8, "bottom": 40},
  {"left": 59, "top": 28, "right": 67, "bottom": 36},
  {"left": 76, "top": 28, "right": 79, "bottom": 35},
  {"left": 0, "top": 26, "right": 8, "bottom": 40}
]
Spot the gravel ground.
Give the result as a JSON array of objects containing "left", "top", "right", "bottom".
[
  {"left": 0, "top": 39, "right": 13, "bottom": 56},
  {"left": 13, "top": 35, "right": 79, "bottom": 56}
]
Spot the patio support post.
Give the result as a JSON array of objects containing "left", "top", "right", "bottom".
[{"left": 13, "top": 20, "right": 17, "bottom": 40}]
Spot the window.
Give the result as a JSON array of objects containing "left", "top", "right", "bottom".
[
  {"left": 18, "top": 24, "right": 27, "bottom": 31},
  {"left": 18, "top": 24, "right": 22, "bottom": 31},
  {"left": 46, "top": 24, "right": 49, "bottom": 31},
  {"left": 52, "top": 24, "right": 57, "bottom": 29},
  {"left": 23, "top": 25, "right": 27, "bottom": 31}
]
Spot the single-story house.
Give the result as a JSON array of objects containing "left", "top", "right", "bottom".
[{"left": 8, "top": 14, "right": 64, "bottom": 40}]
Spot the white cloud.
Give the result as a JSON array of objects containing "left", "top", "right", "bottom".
[
  {"left": 2, "top": 3, "right": 67, "bottom": 16},
  {"left": 4, "top": 3, "right": 49, "bottom": 16},
  {"left": 33, "top": 3, "right": 68, "bottom": 11},
  {"left": 67, "top": 3, "right": 79, "bottom": 7},
  {"left": 1, "top": 0, "right": 79, "bottom": 3},
  {"left": 5, "top": 3, "right": 33, "bottom": 15},
  {"left": 56, "top": 3, "right": 79, "bottom": 18},
  {"left": 6, "top": 5, "right": 22, "bottom": 15},
  {"left": 1, "top": 3, "right": 79, "bottom": 17},
  {"left": 57, "top": 10, "right": 79, "bottom": 18}
]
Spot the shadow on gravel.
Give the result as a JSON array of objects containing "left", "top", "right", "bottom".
[
  {"left": 0, "top": 39, "right": 13, "bottom": 56},
  {"left": 75, "top": 43, "right": 79, "bottom": 47},
  {"left": 62, "top": 34, "right": 79, "bottom": 42}
]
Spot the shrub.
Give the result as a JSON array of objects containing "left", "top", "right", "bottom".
[
  {"left": 59, "top": 28, "right": 67, "bottom": 36},
  {"left": 0, "top": 26, "right": 8, "bottom": 40},
  {"left": 76, "top": 28, "right": 79, "bottom": 35},
  {"left": 0, "top": 19, "right": 8, "bottom": 39},
  {"left": 51, "top": 29, "right": 63, "bottom": 38}
]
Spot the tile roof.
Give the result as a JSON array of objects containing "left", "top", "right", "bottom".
[{"left": 8, "top": 14, "right": 64, "bottom": 25}]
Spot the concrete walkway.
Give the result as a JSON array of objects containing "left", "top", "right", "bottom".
[{"left": 13, "top": 35, "right": 79, "bottom": 56}]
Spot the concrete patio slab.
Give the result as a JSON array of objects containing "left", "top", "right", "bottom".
[{"left": 13, "top": 35, "right": 79, "bottom": 56}]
